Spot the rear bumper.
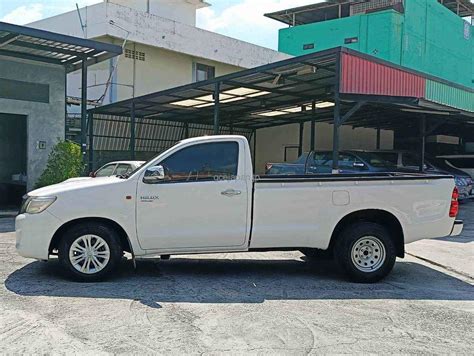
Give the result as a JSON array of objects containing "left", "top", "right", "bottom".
[{"left": 450, "top": 220, "right": 463, "bottom": 236}]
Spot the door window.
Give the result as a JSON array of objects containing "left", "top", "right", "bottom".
[
  {"left": 338, "top": 154, "right": 363, "bottom": 170},
  {"left": 376, "top": 152, "right": 399, "bottom": 165},
  {"left": 95, "top": 164, "right": 116, "bottom": 177},
  {"left": 307, "top": 153, "right": 366, "bottom": 172},
  {"left": 115, "top": 164, "right": 132, "bottom": 176},
  {"left": 151, "top": 142, "right": 239, "bottom": 183},
  {"left": 401, "top": 153, "right": 421, "bottom": 168}
]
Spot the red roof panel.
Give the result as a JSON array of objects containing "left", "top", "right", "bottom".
[{"left": 340, "top": 53, "right": 426, "bottom": 98}]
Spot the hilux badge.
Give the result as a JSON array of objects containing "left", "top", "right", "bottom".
[{"left": 140, "top": 195, "right": 159, "bottom": 202}]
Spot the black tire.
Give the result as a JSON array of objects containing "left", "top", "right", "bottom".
[
  {"left": 58, "top": 222, "right": 122, "bottom": 282},
  {"left": 300, "top": 248, "right": 333, "bottom": 261},
  {"left": 334, "top": 221, "right": 396, "bottom": 283}
]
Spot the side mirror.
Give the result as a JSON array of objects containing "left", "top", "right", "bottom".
[
  {"left": 89, "top": 172, "right": 96, "bottom": 178},
  {"left": 143, "top": 165, "right": 165, "bottom": 184}
]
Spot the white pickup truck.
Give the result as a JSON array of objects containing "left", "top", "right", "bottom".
[{"left": 16, "top": 135, "right": 463, "bottom": 283}]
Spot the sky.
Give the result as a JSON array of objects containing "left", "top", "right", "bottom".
[{"left": 0, "top": 0, "right": 322, "bottom": 50}]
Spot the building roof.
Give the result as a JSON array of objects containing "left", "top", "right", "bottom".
[
  {"left": 187, "top": 0, "right": 211, "bottom": 9},
  {"left": 265, "top": 0, "right": 473, "bottom": 26},
  {"left": 265, "top": 1, "right": 368, "bottom": 26},
  {"left": 0, "top": 21, "right": 122, "bottom": 72},
  {"left": 441, "top": 0, "right": 474, "bottom": 17},
  {"left": 89, "top": 47, "right": 473, "bottom": 136}
]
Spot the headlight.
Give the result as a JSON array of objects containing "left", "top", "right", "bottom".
[{"left": 22, "top": 196, "right": 57, "bottom": 214}]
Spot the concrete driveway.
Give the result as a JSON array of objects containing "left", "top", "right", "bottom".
[{"left": 0, "top": 203, "right": 473, "bottom": 354}]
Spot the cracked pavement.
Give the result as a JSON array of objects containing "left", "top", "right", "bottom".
[{"left": 0, "top": 202, "right": 473, "bottom": 354}]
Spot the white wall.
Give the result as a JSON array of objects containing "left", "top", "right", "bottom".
[
  {"left": 65, "top": 38, "right": 243, "bottom": 108},
  {"left": 107, "top": 0, "right": 207, "bottom": 26}
]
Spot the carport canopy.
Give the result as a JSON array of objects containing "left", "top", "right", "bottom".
[
  {"left": 89, "top": 47, "right": 474, "bottom": 173},
  {"left": 0, "top": 21, "right": 123, "bottom": 162},
  {"left": 0, "top": 21, "right": 122, "bottom": 72}
]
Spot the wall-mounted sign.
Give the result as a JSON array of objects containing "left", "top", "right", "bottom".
[
  {"left": 36, "top": 141, "right": 46, "bottom": 150},
  {"left": 344, "top": 37, "right": 359, "bottom": 44}
]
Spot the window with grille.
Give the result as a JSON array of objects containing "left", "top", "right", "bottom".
[
  {"left": 194, "top": 63, "right": 215, "bottom": 82},
  {"left": 124, "top": 49, "right": 146, "bottom": 61}
]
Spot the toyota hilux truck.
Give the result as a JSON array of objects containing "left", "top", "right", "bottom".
[{"left": 16, "top": 135, "right": 463, "bottom": 283}]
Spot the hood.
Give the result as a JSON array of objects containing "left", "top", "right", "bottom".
[
  {"left": 64, "top": 177, "right": 92, "bottom": 182},
  {"left": 29, "top": 176, "right": 124, "bottom": 197}
]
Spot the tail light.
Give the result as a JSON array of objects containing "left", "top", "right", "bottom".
[{"left": 449, "top": 187, "right": 459, "bottom": 218}]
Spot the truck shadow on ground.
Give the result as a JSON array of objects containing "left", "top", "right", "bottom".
[{"left": 5, "top": 256, "right": 473, "bottom": 307}]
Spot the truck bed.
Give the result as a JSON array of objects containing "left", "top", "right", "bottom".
[{"left": 250, "top": 173, "right": 455, "bottom": 250}]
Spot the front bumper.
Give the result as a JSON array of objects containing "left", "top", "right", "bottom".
[
  {"left": 15, "top": 211, "right": 62, "bottom": 260},
  {"left": 450, "top": 220, "right": 463, "bottom": 237}
]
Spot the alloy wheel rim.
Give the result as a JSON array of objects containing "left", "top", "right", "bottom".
[
  {"left": 351, "top": 236, "right": 386, "bottom": 272},
  {"left": 69, "top": 235, "right": 110, "bottom": 274}
]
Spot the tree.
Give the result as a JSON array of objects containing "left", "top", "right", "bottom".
[{"left": 35, "top": 140, "right": 83, "bottom": 188}]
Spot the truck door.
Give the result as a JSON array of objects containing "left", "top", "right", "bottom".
[{"left": 136, "top": 140, "right": 249, "bottom": 251}]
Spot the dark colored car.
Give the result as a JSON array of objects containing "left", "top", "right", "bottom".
[
  {"left": 361, "top": 150, "right": 473, "bottom": 199},
  {"left": 265, "top": 151, "right": 401, "bottom": 175}
]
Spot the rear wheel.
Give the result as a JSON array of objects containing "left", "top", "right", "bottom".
[
  {"left": 58, "top": 222, "right": 122, "bottom": 282},
  {"left": 334, "top": 222, "right": 396, "bottom": 283}
]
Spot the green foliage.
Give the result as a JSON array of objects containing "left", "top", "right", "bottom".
[{"left": 35, "top": 140, "right": 83, "bottom": 188}]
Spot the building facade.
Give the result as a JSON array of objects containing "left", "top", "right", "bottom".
[
  {"left": 274, "top": 0, "right": 473, "bottom": 89},
  {"left": 30, "top": 0, "right": 290, "bottom": 107}
]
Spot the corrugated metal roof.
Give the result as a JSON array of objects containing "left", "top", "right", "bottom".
[
  {"left": 0, "top": 21, "right": 122, "bottom": 72},
  {"left": 425, "top": 80, "right": 474, "bottom": 113},
  {"left": 89, "top": 47, "right": 473, "bottom": 134},
  {"left": 340, "top": 53, "right": 425, "bottom": 98}
]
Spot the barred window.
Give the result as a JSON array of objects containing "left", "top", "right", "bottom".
[{"left": 124, "top": 49, "right": 146, "bottom": 61}]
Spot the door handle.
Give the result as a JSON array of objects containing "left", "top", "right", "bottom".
[{"left": 221, "top": 189, "right": 241, "bottom": 197}]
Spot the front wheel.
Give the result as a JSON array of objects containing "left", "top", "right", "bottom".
[
  {"left": 334, "top": 222, "right": 396, "bottom": 283},
  {"left": 58, "top": 222, "right": 122, "bottom": 282}
]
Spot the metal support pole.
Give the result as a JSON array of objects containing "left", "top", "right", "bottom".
[
  {"left": 376, "top": 128, "right": 381, "bottom": 149},
  {"left": 298, "top": 122, "right": 304, "bottom": 157},
  {"left": 310, "top": 100, "right": 316, "bottom": 151},
  {"left": 130, "top": 102, "right": 136, "bottom": 160},
  {"left": 332, "top": 52, "right": 341, "bottom": 173},
  {"left": 419, "top": 116, "right": 426, "bottom": 173},
  {"left": 213, "top": 82, "right": 221, "bottom": 135},
  {"left": 229, "top": 121, "right": 234, "bottom": 135},
  {"left": 88, "top": 113, "right": 94, "bottom": 173},
  {"left": 332, "top": 99, "right": 341, "bottom": 173},
  {"left": 81, "top": 59, "right": 88, "bottom": 167},
  {"left": 184, "top": 122, "right": 189, "bottom": 138}
]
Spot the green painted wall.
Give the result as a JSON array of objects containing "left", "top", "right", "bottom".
[{"left": 278, "top": 0, "right": 473, "bottom": 88}]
